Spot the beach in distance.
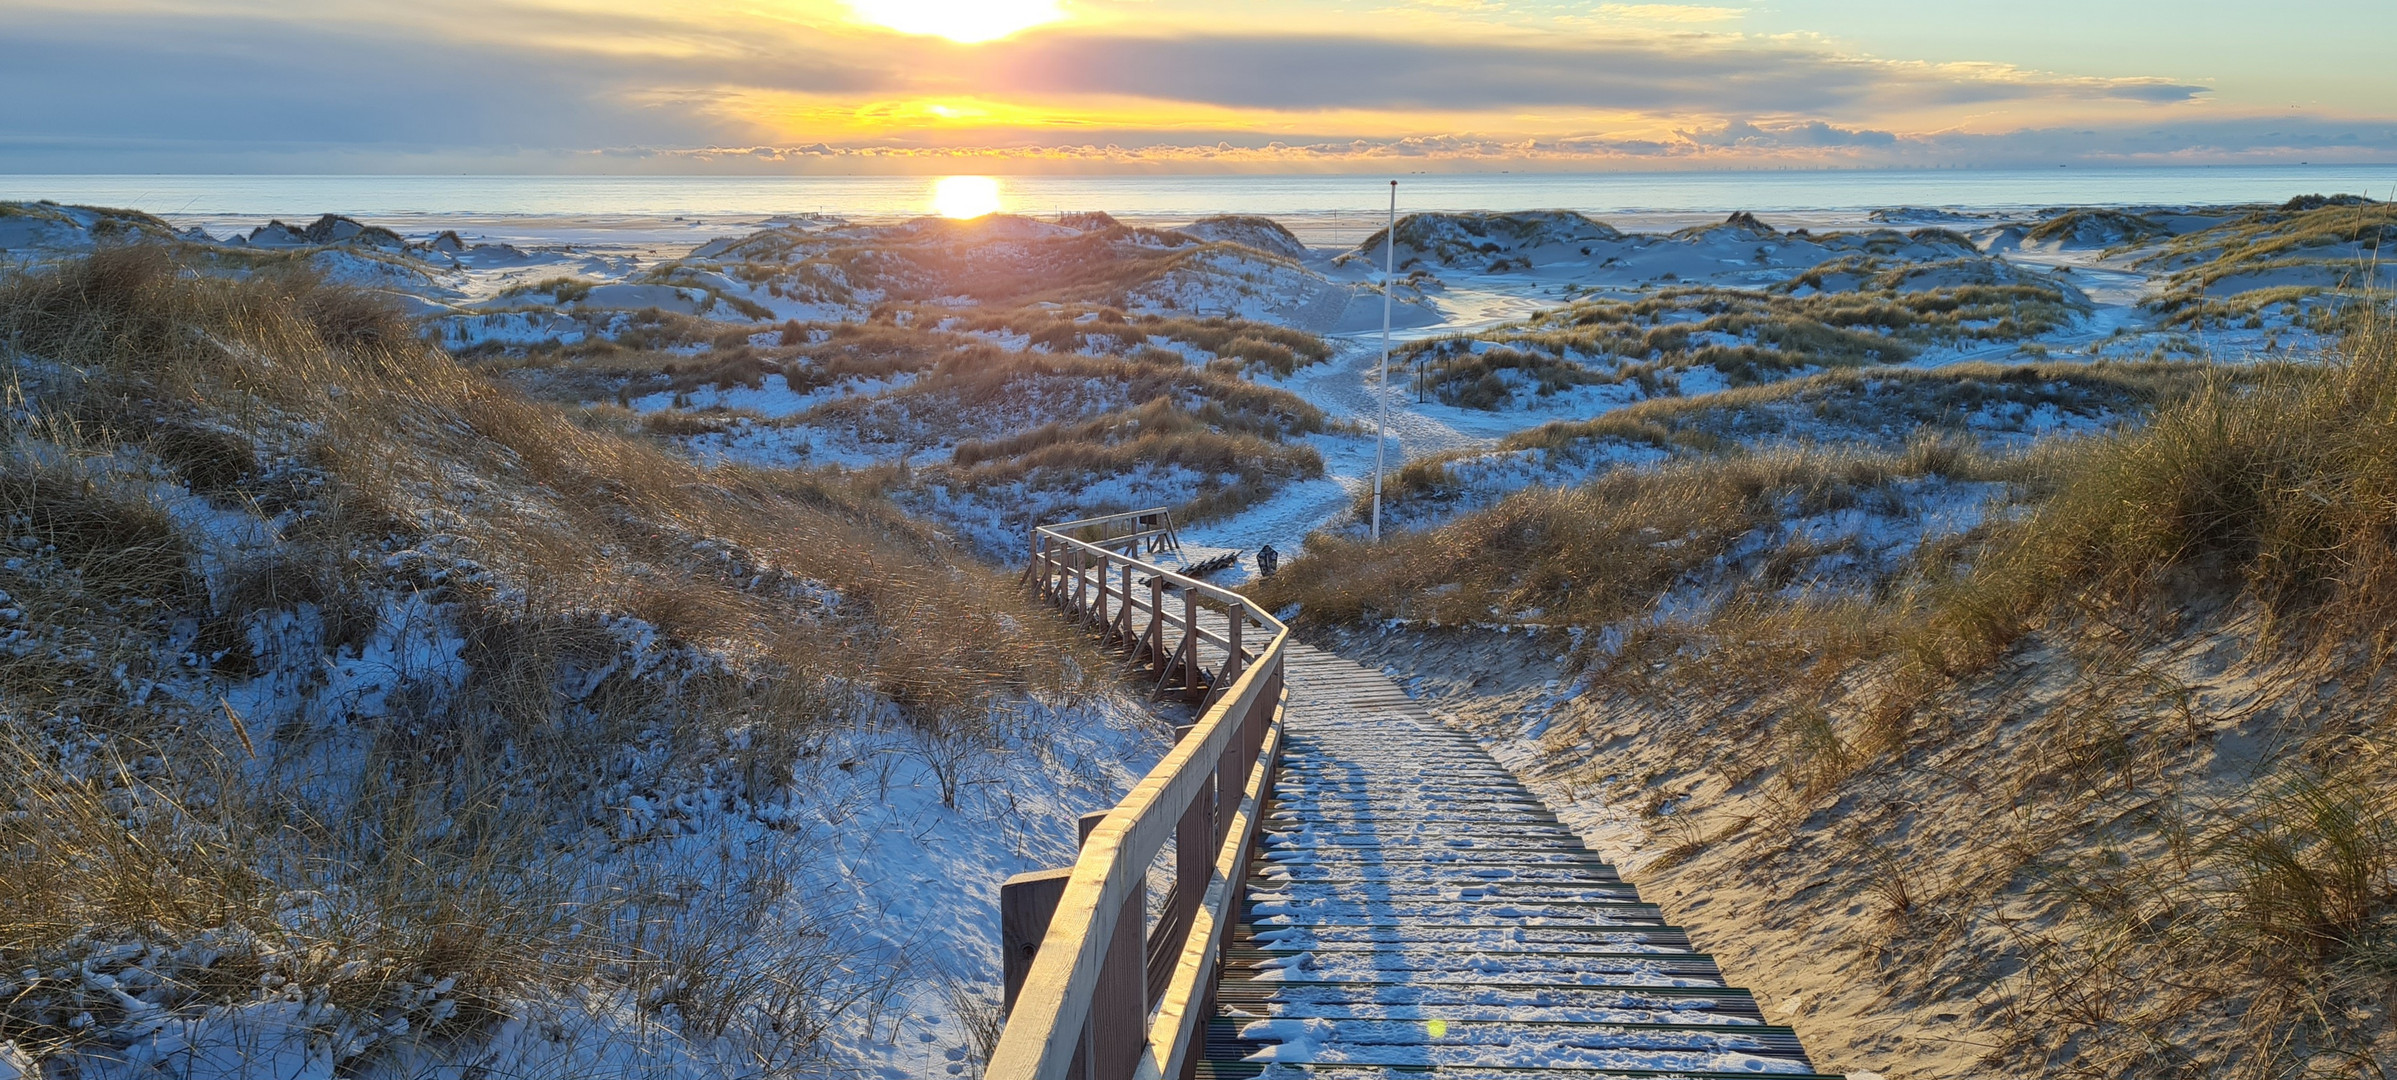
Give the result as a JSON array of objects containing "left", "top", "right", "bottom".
[{"left": 10, "top": 164, "right": 2396, "bottom": 246}]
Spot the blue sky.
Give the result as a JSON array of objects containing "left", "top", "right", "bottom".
[{"left": 2, "top": 0, "right": 2390, "bottom": 173}]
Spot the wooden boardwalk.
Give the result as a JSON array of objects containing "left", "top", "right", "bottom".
[
  {"left": 992, "top": 511, "right": 1825, "bottom": 1080},
  {"left": 1190, "top": 644, "right": 1835, "bottom": 1080}
]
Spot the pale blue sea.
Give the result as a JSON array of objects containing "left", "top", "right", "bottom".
[{"left": 6, "top": 166, "right": 2393, "bottom": 247}]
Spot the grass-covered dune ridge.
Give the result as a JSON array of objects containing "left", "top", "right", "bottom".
[
  {"left": 2143, "top": 199, "right": 2395, "bottom": 305},
  {"left": 1399, "top": 272, "right": 2089, "bottom": 410},
  {"left": 0, "top": 248, "right": 1126, "bottom": 1075},
  {"left": 816, "top": 344, "right": 1329, "bottom": 537},
  {"left": 488, "top": 300, "right": 1336, "bottom": 557},
  {"left": 1935, "top": 307, "right": 2397, "bottom": 666},
  {"left": 1285, "top": 432, "right": 2032, "bottom": 629},
  {"left": 0, "top": 247, "right": 1073, "bottom": 703},
  {"left": 1259, "top": 316, "right": 2397, "bottom": 1075},
  {"left": 657, "top": 213, "right": 1332, "bottom": 319},
  {"left": 1364, "top": 360, "right": 2221, "bottom": 530}
]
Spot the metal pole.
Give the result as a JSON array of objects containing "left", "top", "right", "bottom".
[{"left": 1372, "top": 180, "right": 1395, "bottom": 543}]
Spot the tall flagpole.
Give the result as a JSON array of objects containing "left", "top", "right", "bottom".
[{"left": 1372, "top": 180, "right": 1395, "bottom": 543}]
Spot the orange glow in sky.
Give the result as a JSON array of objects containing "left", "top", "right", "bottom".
[
  {"left": 848, "top": 0, "right": 1065, "bottom": 43},
  {"left": 16, "top": 0, "right": 2386, "bottom": 173}
]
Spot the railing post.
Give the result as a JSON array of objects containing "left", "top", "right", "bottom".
[
  {"left": 1146, "top": 576, "right": 1164, "bottom": 669},
  {"left": 1153, "top": 588, "right": 1183, "bottom": 697},
  {"left": 1081, "top": 549, "right": 1095, "bottom": 622},
  {"left": 1182, "top": 591, "right": 1203, "bottom": 699},
  {"left": 1111, "top": 562, "right": 1134, "bottom": 645},
  {"left": 1079, "top": 811, "right": 1146, "bottom": 1080},
  {"left": 1002, "top": 869, "right": 1071, "bottom": 1013},
  {"left": 1000, "top": 868, "right": 1089, "bottom": 1080}
]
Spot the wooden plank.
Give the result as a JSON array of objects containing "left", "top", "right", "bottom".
[
  {"left": 1082, "top": 525, "right": 1173, "bottom": 551},
  {"left": 1188, "top": 643, "right": 1824, "bottom": 1080},
  {"left": 1213, "top": 736, "right": 1241, "bottom": 850},
  {"left": 1184, "top": 623, "right": 1235, "bottom": 654}
]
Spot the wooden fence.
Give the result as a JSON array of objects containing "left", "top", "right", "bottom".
[{"left": 990, "top": 509, "right": 1287, "bottom": 1080}]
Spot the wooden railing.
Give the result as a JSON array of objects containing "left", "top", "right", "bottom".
[{"left": 991, "top": 509, "right": 1287, "bottom": 1080}]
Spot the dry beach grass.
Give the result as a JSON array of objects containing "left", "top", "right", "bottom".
[
  {"left": 1262, "top": 311, "right": 2397, "bottom": 1077},
  {"left": 481, "top": 302, "right": 1334, "bottom": 550},
  {"left": 0, "top": 248, "right": 1111, "bottom": 1073},
  {"left": 1371, "top": 359, "right": 2224, "bottom": 516},
  {"left": 1400, "top": 276, "right": 2090, "bottom": 409}
]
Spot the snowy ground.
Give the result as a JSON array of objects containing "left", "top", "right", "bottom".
[
  {"left": 1, "top": 193, "right": 2383, "bottom": 1080},
  {"left": 1175, "top": 202, "right": 2379, "bottom": 578},
  {"left": 47, "top": 696, "right": 1168, "bottom": 1080},
  {"left": 17, "top": 196, "right": 2319, "bottom": 582}
]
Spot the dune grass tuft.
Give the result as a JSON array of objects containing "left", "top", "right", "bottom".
[
  {"left": 1926, "top": 309, "right": 2397, "bottom": 668},
  {"left": 1401, "top": 278, "right": 2088, "bottom": 409}
]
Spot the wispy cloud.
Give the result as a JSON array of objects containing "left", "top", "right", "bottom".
[{"left": 1591, "top": 4, "right": 1747, "bottom": 23}]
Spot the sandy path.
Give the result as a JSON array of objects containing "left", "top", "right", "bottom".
[{"left": 1179, "top": 336, "right": 1498, "bottom": 571}]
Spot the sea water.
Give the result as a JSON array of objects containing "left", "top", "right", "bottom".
[{"left": 6, "top": 166, "right": 2393, "bottom": 248}]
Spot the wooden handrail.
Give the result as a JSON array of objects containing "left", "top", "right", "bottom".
[{"left": 992, "top": 509, "right": 1286, "bottom": 1080}]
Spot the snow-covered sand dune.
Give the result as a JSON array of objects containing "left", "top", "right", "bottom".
[{"left": 0, "top": 191, "right": 2386, "bottom": 1079}]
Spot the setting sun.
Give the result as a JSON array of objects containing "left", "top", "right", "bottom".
[
  {"left": 930, "top": 175, "right": 1003, "bottom": 219},
  {"left": 848, "top": 0, "right": 1064, "bottom": 43}
]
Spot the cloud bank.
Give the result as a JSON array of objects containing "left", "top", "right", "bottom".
[
  {"left": 604, "top": 117, "right": 2397, "bottom": 174},
  {"left": 972, "top": 33, "right": 2207, "bottom": 113}
]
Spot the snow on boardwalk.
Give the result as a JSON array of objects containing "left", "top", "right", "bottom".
[{"left": 1198, "top": 644, "right": 1833, "bottom": 1080}]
